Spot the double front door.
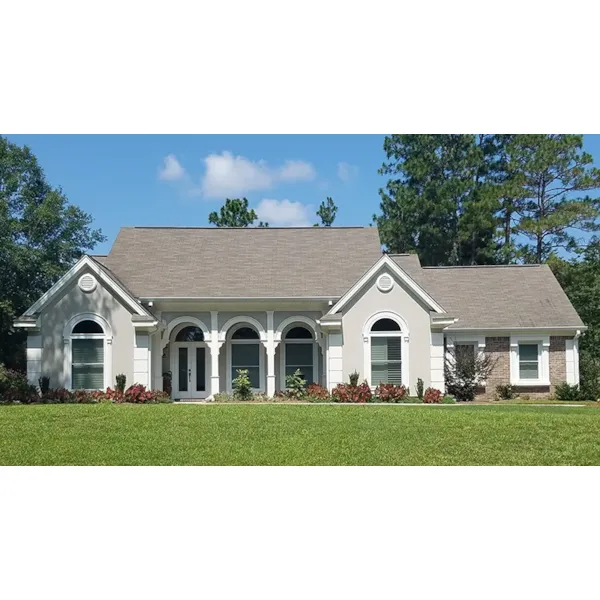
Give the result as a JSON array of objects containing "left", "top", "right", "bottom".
[{"left": 173, "top": 343, "right": 208, "bottom": 400}]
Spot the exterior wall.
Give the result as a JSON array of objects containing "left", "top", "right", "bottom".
[
  {"left": 340, "top": 269, "right": 433, "bottom": 391},
  {"left": 477, "top": 335, "right": 570, "bottom": 400},
  {"left": 40, "top": 270, "right": 135, "bottom": 389}
]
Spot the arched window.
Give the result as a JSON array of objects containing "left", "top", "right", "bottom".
[
  {"left": 175, "top": 326, "right": 204, "bottom": 342},
  {"left": 71, "top": 320, "right": 105, "bottom": 390},
  {"left": 230, "top": 325, "right": 261, "bottom": 389},
  {"left": 284, "top": 325, "right": 315, "bottom": 384},
  {"left": 369, "top": 318, "right": 403, "bottom": 386}
]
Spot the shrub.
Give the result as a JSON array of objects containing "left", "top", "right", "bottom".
[
  {"left": 213, "top": 392, "right": 235, "bottom": 402},
  {"left": 332, "top": 382, "right": 372, "bottom": 403},
  {"left": 495, "top": 384, "right": 517, "bottom": 401},
  {"left": 445, "top": 345, "right": 496, "bottom": 402},
  {"left": 306, "top": 383, "right": 330, "bottom": 402},
  {"left": 285, "top": 369, "right": 307, "bottom": 399},
  {"left": 38, "top": 376, "right": 50, "bottom": 395},
  {"left": 163, "top": 371, "right": 172, "bottom": 395},
  {"left": 423, "top": 387, "right": 442, "bottom": 404},
  {"left": 416, "top": 378, "right": 424, "bottom": 401},
  {"left": 349, "top": 370, "right": 360, "bottom": 386},
  {"left": 232, "top": 369, "right": 253, "bottom": 401},
  {"left": 0, "top": 365, "right": 39, "bottom": 404},
  {"left": 441, "top": 395, "right": 457, "bottom": 404},
  {"left": 115, "top": 374, "right": 127, "bottom": 394},
  {"left": 42, "top": 387, "right": 73, "bottom": 403},
  {"left": 374, "top": 383, "right": 408, "bottom": 403},
  {"left": 554, "top": 382, "right": 583, "bottom": 402}
]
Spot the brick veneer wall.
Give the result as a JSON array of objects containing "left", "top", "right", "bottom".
[{"left": 476, "top": 336, "right": 568, "bottom": 400}]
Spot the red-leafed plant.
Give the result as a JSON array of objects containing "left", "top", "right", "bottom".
[
  {"left": 332, "top": 382, "right": 372, "bottom": 403},
  {"left": 423, "top": 387, "right": 443, "bottom": 404},
  {"left": 306, "top": 383, "right": 330, "bottom": 400},
  {"left": 124, "top": 384, "right": 155, "bottom": 403},
  {"left": 374, "top": 383, "right": 408, "bottom": 403}
]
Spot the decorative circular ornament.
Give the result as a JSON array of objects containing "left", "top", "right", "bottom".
[
  {"left": 377, "top": 273, "right": 394, "bottom": 292},
  {"left": 78, "top": 273, "right": 97, "bottom": 293}
]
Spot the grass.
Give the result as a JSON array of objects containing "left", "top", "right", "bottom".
[{"left": 1, "top": 404, "right": 600, "bottom": 465}]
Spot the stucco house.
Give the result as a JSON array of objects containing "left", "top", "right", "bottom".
[{"left": 14, "top": 226, "right": 585, "bottom": 400}]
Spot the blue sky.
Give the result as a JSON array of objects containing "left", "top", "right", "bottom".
[{"left": 6, "top": 134, "right": 600, "bottom": 255}]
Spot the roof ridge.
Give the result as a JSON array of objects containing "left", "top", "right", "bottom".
[
  {"left": 423, "top": 264, "right": 542, "bottom": 269},
  {"left": 126, "top": 226, "right": 375, "bottom": 230}
]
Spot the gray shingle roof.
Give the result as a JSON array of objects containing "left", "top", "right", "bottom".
[
  {"left": 391, "top": 255, "right": 584, "bottom": 329},
  {"left": 102, "top": 226, "right": 382, "bottom": 298}
]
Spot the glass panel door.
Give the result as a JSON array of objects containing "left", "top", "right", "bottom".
[
  {"left": 196, "top": 347, "right": 206, "bottom": 392},
  {"left": 178, "top": 347, "right": 189, "bottom": 396}
]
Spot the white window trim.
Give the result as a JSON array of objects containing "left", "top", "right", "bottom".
[
  {"left": 362, "top": 311, "right": 409, "bottom": 389},
  {"left": 279, "top": 326, "right": 318, "bottom": 389},
  {"left": 226, "top": 323, "right": 265, "bottom": 393},
  {"left": 63, "top": 313, "right": 113, "bottom": 391},
  {"left": 510, "top": 334, "right": 550, "bottom": 387}
]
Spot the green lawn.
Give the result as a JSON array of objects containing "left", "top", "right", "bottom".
[{"left": 1, "top": 404, "right": 599, "bottom": 465}]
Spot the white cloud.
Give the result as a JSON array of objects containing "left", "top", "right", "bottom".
[
  {"left": 256, "top": 199, "right": 313, "bottom": 227},
  {"left": 158, "top": 154, "right": 185, "bottom": 181},
  {"left": 278, "top": 160, "right": 316, "bottom": 182},
  {"left": 337, "top": 161, "right": 359, "bottom": 183},
  {"left": 201, "top": 152, "right": 272, "bottom": 197},
  {"left": 199, "top": 151, "right": 317, "bottom": 198}
]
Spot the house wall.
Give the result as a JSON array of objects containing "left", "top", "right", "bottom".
[
  {"left": 159, "top": 308, "right": 325, "bottom": 395},
  {"left": 39, "top": 269, "right": 135, "bottom": 389},
  {"left": 340, "top": 268, "right": 433, "bottom": 390},
  {"left": 477, "top": 335, "right": 570, "bottom": 400}
]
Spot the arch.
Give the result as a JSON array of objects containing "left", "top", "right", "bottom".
[
  {"left": 362, "top": 311, "right": 409, "bottom": 389},
  {"left": 219, "top": 315, "right": 267, "bottom": 342},
  {"left": 62, "top": 312, "right": 112, "bottom": 391},
  {"left": 63, "top": 312, "right": 113, "bottom": 340},
  {"left": 275, "top": 315, "right": 319, "bottom": 343},
  {"left": 166, "top": 316, "right": 211, "bottom": 345},
  {"left": 362, "top": 311, "right": 409, "bottom": 339}
]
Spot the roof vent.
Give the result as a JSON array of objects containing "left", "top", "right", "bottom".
[
  {"left": 78, "top": 274, "right": 97, "bottom": 293},
  {"left": 377, "top": 273, "right": 394, "bottom": 293}
]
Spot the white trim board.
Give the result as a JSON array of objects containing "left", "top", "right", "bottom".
[
  {"left": 17, "top": 255, "right": 153, "bottom": 321},
  {"left": 328, "top": 254, "right": 446, "bottom": 317}
]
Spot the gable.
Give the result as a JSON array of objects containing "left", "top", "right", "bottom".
[
  {"left": 15, "top": 255, "right": 155, "bottom": 326},
  {"left": 328, "top": 254, "right": 446, "bottom": 317}
]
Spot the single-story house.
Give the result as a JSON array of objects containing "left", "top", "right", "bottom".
[{"left": 14, "top": 226, "right": 585, "bottom": 400}]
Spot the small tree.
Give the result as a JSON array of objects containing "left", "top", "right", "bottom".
[
  {"left": 232, "top": 369, "right": 253, "bottom": 400},
  {"left": 316, "top": 197, "right": 338, "bottom": 227},
  {"left": 444, "top": 346, "right": 497, "bottom": 402},
  {"left": 348, "top": 370, "right": 360, "bottom": 386},
  {"left": 285, "top": 369, "right": 307, "bottom": 399},
  {"left": 208, "top": 198, "right": 257, "bottom": 227}
]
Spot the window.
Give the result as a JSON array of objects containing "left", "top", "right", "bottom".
[
  {"left": 284, "top": 326, "right": 314, "bottom": 384},
  {"left": 230, "top": 326, "right": 261, "bottom": 389},
  {"left": 370, "top": 318, "right": 402, "bottom": 386},
  {"left": 71, "top": 319, "right": 105, "bottom": 389},
  {"left": 510, "top": 336, "right": 549, "bottom": 386},
  {"left": 519, "top": 343, "right": 539, "bottom": 379},
  {"left": 455, "top": 343, "right": 476, "bottom": 366},
  {"left": 175, "top": 326, "right": 204, "bottom": 342}
]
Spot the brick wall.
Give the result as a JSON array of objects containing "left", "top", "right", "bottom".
[{"left": 475, "top": 336, "right": 568, "bottom": 400}]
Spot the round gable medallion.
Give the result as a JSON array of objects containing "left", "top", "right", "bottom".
[
  {"left": 377, "top": 273, "right": 394, "bottom": 292},
  {"left": 78, "top": 273, "right": 97, "bottom": 293}
]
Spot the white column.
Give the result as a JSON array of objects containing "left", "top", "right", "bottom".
[
  {"left": 209, "top": 311, "right": 221, "bottom": 398},
  {"left": 134, "top": 331, "right": 150, "bottom": 387},
  {"left": 430, "top": 331, "right": 445, "bottom": 392},
  {"left": 566, "top": 338, "right": 578, "bottom": 385},
  {"left": 26, "top": 332, "right": 42, "bottom": 387},
  {"left": 266, "top": 311, "right": 276, "bottom": 397},
  {"left": 152, "top": 332, "right": 163, "bottom": 391},
  {"left": 574, "top": 337, "right": 580, "bottom": 385},
  {"left": 327, "top": 331, "right": 344, "bottom": 391}
]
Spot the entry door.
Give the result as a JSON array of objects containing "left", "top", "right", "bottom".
[{"left": 175, "top": 345, "right": 207, "bottom": 399}]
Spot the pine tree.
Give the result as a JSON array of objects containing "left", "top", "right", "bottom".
[
  {"left": 316, "top": 197, "right": 338, "bottom": 227},
  {"left": 208, "top": 198, "right": 257, "bottom": 227}
]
